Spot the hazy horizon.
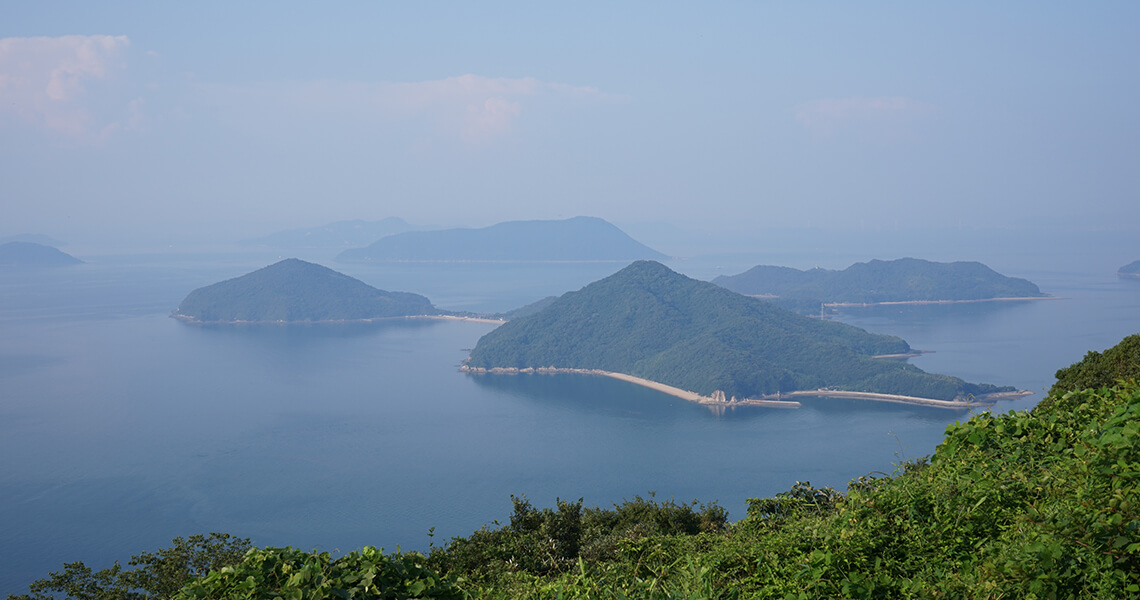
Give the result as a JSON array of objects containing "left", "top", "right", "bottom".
[{"left": 3, "top": 3, "right": 1139, "bottom": 252}]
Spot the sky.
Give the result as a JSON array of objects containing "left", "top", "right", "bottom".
[{"left": 2, "top": 2, "right": 1138, "bottom": 247}]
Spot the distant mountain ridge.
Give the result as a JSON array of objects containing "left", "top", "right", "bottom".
[
  {"left": 173, "top": 259, "right": 439, "bottom": 323},
  {"left": 467, "top": 261, "right": 1011, "bottom": 401},
  {"left": 240, "top": 218, "right": 417, "bottom": 249},
  {"left": 714, "top": 258, "right": 1044, "bottom": 304},
  {"left": 0, "top": 234, "right": 68, "bottom": 247},
  {"left": 1119, "top": 260, "right": 1140, "bottom": 278},
  {"left": 0, "top": 242, "right": 83, "bottom": 267},
  {"left": 336, "top": 216, "right": 667, "bottom": 263}
]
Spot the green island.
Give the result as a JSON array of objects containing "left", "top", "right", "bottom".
[
  {"left": 13, "top": 334, "right": 1140, "bottom": 599},
  {"left": 1119, "top": 260, "right": 1140, "bottom": 278},
  {"left": 171, "top": 258, "right": 441, "bottom": 323},
  {"left": 713, "top": 257, "right": 1046, "bottom": 307},
  {"left": 0, "top": 242, "right": 83, "bottom": 268},
  {"left": 465, "top": 261, "right": 1015, "bottom": 404},
  {"left": 336, "top": 216, "right": 667, "bottom": 263}
]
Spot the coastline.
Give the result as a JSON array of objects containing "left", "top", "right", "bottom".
[
  {"left": 756, "top": 388, "right": 1033, "bottom": 409},
  {"left": 460, "top": 365, "right": 800, "bottom": 408},
  {"left": 872, "top": 351, "right": 929, "bottom": 359},
  {"left": 169, "top": 313, "right": 506, "bottom": 325},
  {"left": 460, "top": 365, "right": 1031, "bottom": 410},
  {"left": 822, "top": 296, "right": 1060, "bottom": 308}
]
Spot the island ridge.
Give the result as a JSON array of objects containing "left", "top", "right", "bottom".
[{"left": 465, "top": 261, "right": 1019, "bottom": 405}]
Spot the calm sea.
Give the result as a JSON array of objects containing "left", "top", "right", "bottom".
[{"left": 1, "top": 252, "right": 1138, "bottom": 593}]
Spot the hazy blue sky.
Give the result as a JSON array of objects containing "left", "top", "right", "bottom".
[{"left": 2, "top": 2, "right": 1138, "bottom": 245}]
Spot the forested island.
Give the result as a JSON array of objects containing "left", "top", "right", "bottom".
[
  {"left": 336, "top": 216, "right": 667, "bottom": 263},
  {"left": 0, "top": 241, "right": 83, "bottom": 268},
  {"left": 713, "top": 258, "right": 1045, "bottom": 308},
  {"left": 466, "top": 261, "right": 1014, "bottom": 403},
  {"left": 1119, "top": 260, "right": 1140, "bottom": 278},
  {"left": 16, "top": 335, "right": 1140, "bottom": 599},
  {"left": 172, "top": 259, "right": 440, "bottom": 323}
]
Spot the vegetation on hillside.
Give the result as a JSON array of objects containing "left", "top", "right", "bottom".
[
  {"left": 9, "top": 533, "right": 250, "bottom": 600},
  {"left": 713, "top": 257, "right": 1044, "bottom": 305},
  {"left": 1046, "top": 333, "right": 1140, "bottom": 401},
  {"left": 494, "top": 296, "right": 558, "bottom": 320},
  {"left": 172, "top": 259, "right": 439, "bottom": 323},
  {"left": 14, "top": 333, "right": 1140, "bottom": 599},
  {"left": 336, "top": 217, "right": 666, "bottom": 263},
  {"left": 468, "top": 261, "right": 1010, "bottom": 400}
]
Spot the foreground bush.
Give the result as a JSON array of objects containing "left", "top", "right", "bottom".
[
  {"left": 9, "top": 533, "right": 250, "bottom": 600},
  {"left": 174, "top": 546, "right": 460, "bottom": 600}
]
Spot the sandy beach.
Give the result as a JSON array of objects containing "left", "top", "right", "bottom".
[
  {"left": 757, "top": 388, "right": 1032, "bottom": 409},
  {"left": 420, "top": 314, "right": 506, "bottom": 324},
  {"left": 459, "top": 365, "right": 802, "bottom": 408},
  {"left": 460, "top": 365, "right": 1030, "bottom": 410},
  {"left": 822, "top": 296, "right": 1061, "bottom": 308}
]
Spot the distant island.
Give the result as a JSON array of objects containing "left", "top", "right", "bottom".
[
  {"left": 0, "top": 242, "right": 83, "bottom": 268},
  {"left": 1119, "top": 260, "right": 1140, "bottom": 278},
  {"left": 239, "top": 217, "right": 417, "bottom": 250},
  {"left": 465, "top": 261, "right": 1019, "bottom": 406},
  {"left": 172, "top": 259, "right": 441, "bottom": 323},
  {"left": 713, "top": 258, "right": 1045, "bottom": 308},
  {"left": 336, "top": 216, "right": 667, "bottom": 263},
  {"left": 0, "top": 233, "right": 68, "bottom": 247}
]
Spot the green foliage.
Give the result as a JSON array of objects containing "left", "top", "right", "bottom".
[
  {"left": 714, "top": 257, "right": 1044, "bottom": 303},
  {"left": 174, "top": 259, "right": 438, "bottom": 323},
  {"left": 495, "top": 296, "right": 558, "bottom": 320},
  {"left": 1047, "top": 333, "right": 1140, "bottom": 402},
  {"left": 426, "top": 493, "right": 727, "bottom": 587},
  {"left": 174, "top": 546, "right": 460, "bottom": 600},
  {"left": 9, "top": 533, "right": 250, "bottom": 600},
  {"left": 468, "top": 260, "right": 1008, "bottom": 400},
  {"left": 743, "top": 481, "right": 843, "bottom": 525},
  {"left": 427, "top": 381, "right": 1140, "bottom": 598}
]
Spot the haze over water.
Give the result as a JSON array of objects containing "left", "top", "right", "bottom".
[
  {"left": 4, "top": 3, "right": 1140, "bottom": 592},
  {"left": 2, "top": 240, "right": 1138, "bottom": 594}
]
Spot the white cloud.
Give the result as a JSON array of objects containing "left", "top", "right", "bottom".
[
  {"left": 0, "top": 35, "right": 132, "bottom": 137},
  {"left": 795, "top": 96, "right": 934, "bottom": 138},
  {"left": 463, "top": 97, "right": 523, "bottom": 142}
]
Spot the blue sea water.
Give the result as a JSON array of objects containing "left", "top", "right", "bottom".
[{"left": 1, "top": 254, "right": 1138, "bottom": 593}]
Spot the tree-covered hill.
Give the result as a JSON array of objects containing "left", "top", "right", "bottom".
[
  {"left": 467, "top": 260, "right": 1009, "bottom": 400},
  {"left": 713, "top": 257, "right": 1045, "bottom": 304},
  {"left": 1119, "top": 260, "right": 1140, "bottom": 277},
  {"left": 494, "top": 295, "right": 558, "bottom": 320},
  {"left": 0, "top": 242, "right": 83, "bottom": 267},
  {"left": 336, "top": 216, "right": 667, "bottom": 263},
  {"left": 172, "top": 259, "right": 440, "bottom": 323},
  {"left": 1047, "top": 333, "right": 1140, "bottom": 401}
]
